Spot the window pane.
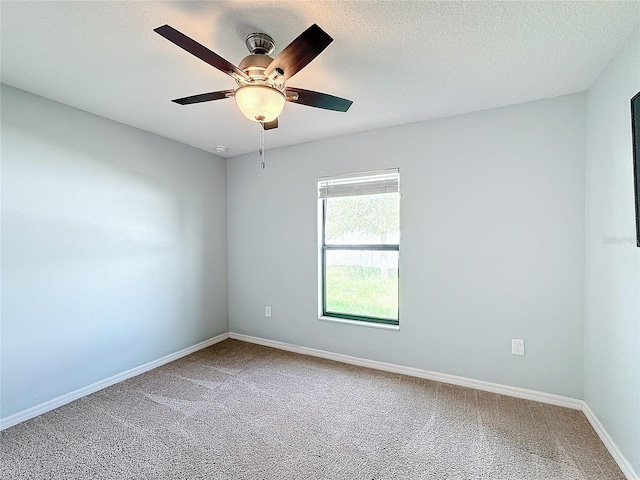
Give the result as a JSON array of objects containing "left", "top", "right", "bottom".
[
  {"left": 325, "top": 193, "right": 399, "bottom": 245},
  {"left": 325, "top": 250, "right": 399, "bottom": 320}
]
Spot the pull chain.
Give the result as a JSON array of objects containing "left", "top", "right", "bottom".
[{"left": 259, "top": 121, "right": 266, "bottom": 169}]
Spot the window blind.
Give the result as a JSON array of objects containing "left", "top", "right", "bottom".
[{"left": 318, "top": 168, "right": 399, "bottom": 199}]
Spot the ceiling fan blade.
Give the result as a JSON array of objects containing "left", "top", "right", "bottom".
[
  {"left": 286, "top": 87, "right": 353, "bottom": 112},
  {"left": 154, "top": 25, "right": 249, "bottom": 81},
  {"left": 172, "top": 90, "right": 234, "bottom": 105},
  {"left": 264, "top": 24, "right": 333, "bottom": 82},
  {"left": 263, "top": 118, "right": 278, "bottom": 130}
]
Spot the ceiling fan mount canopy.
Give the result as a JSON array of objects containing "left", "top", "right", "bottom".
[{"left": 245, "top": 32, "right": 276, "bottom": 56}]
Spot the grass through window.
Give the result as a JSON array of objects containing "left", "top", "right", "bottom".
[{"left": 325, "top": 265, "right": 398, "bottom": 320}]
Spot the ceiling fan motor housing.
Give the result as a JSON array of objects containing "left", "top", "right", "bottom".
[{"left": 238, "top": 54, "right": 274, "bottom": 82}]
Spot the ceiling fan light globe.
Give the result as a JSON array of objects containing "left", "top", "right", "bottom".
[{"left": 235, "top": 85, "right": 285, "bottom": 123}]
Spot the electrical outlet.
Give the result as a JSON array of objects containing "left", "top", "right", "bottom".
[
  {"left": 512, "top": 339, "right": 525, "bottom": 356},
  {"left": 265, "top": 306, "right": 272, "bottom": 318}
]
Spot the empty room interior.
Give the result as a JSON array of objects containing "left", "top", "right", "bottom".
[{"left": 1, "top": 1, "right": 639, "bottom": 479}]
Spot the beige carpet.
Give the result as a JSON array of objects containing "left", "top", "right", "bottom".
[{"left": 0, "top": 339, "right": 624, "bottom": 479}]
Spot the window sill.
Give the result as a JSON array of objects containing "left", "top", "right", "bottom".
[{"left": 318, "top": 316, "right": 400, "bottom": 331}]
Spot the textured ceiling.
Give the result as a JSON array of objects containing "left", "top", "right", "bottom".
[{"left": 2, "top": 1, "right": 639, "bottom": 158}]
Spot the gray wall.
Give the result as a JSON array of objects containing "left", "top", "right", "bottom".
[
  {"left": 585, "top": 28, "right": 640, "bottom": 473},
  {"left": 1, "top": 85, "right": 228, "bottom": 419},
  {"left": 228, "top": 93, "right": 586, "bottom": 399}
]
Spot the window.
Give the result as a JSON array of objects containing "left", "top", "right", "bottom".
[{"left": 318, "top": 169, "right": 400, "bottom": 326}]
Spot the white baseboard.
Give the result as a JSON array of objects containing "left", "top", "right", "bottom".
[
  {"left": 0, "top": 332, "right": 230, "bottom": 431},
  {"left": 228, "top": 332, "right": 583, "bottom": 410},
  {"left": 582, "top": 403, "right": 639, "bottom": 480}
]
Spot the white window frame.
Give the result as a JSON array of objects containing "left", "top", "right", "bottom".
[{"left": 317, "top": 168, "right": 400, "bottom": 328}]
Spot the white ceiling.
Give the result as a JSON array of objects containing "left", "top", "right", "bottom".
[{"left": 2, "top": 1, "right": 639, "bottom": 158}]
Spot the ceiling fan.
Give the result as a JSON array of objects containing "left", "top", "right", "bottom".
[{"left": 154, "top": 23, "right": 353, "bottom": 130}]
